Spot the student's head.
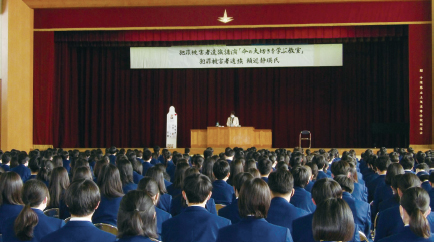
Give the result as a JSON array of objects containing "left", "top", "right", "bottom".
[
  {"left": 14, "top": 179, "right": 50, "bottom": 241},
  {"left": 117, "top": 159, "right": 134, "bottom": 186},
  {"left": 248, "top": 168, "right": 261, "bottom": 178},
  {"left": 233, "top": 172, "right": 254, "bottom": 196},
  {"left": 397, "top": 173, "right": 421, "bottom": 197},
  {"left": 228, "top": 159, "right": 244, "bottom": 183},
  {"left": 290, "top": 155, "right": 303, "bottom": 168},
  {"left": 117, "top": 191, "right": 157, "bottom": 239},
  {"left": 376, "top": 156, "right": 391, "bottom": 172},
  {"left": 400, "top": 187, "right": 431, "bottom": 238},
  {"left": 331, "top": 160, "right": 350, "bottom": 177},
  {"left": 17, "top": 153, "right": 30, "bottom": 165},
  {"left": 313, "top": 198, "right": 355, "bottom": 242},
  {"left": 97, "top": 164, "right": 124, "bottom": 198},
  {"left": 313, "top": 155, "right": 327, "bottom": 170},
  {"left": 385, "top": 163, "right": 405, "bottom": 186},
  {"left": 145, "top": 166, "right": 167, "bottom": 194},
  {"left": 0, "top": 172, "right": 23, "bottom": 206},
  {"left": 94, "top": 159, "right": 109, "bottom": 180},
  {"left": 49, "top": 167, "right": 70, "bottom": 208},
  {"left": 400, "top": 156, "right": 415, "bottom": 170},
  {"left": 182, "top": 174, "right": 212, "bottom": 204},
  {"left": 333, "top": 175, "right": 354, "bottom": 194},
  {"left": 239, "top": 178, "right": 270, "bottom": 219},
  {"left": 213, "top": 160, "right": 230, "bottom": 180},
  {"left": 65, "top": 179, "right": 100, "bottom": 217},
  {"left": 291, "top": 166, "right": 310, "bottom": 188},
  {"left": 311, "top": 178, "right": 343, "bottom": 205},
  {"left": 192, "top": 156, "right": 204, "bottom": 170},
  {"left": 257, "top": 158, "right": 272, "bottom": 176},
  {"left": 268, "top": 169, "right": 294, "bottom": 196},
  {"left": 417, "top": 163, "right": 429, "bottom": 173},
  {"left": 225, "top": 149, "right": 235, "bottom": 158},
  {"left": 244, "top": 159, "right": 257, "bottom": 171},
  {"left": 137, "top": 177, "right": 160, "bottom": 204},
  {"left": 173, "top": 162, "right": 190, "bottom": 189},
  {"left": 72, "top": 166, "right": 93, "bottom": 182},
  {"left": 2, "top": 152, "right": 11, "bottom": 165},
  {"left": 28, "top": 158, "right": 40, "bottom": 173}
]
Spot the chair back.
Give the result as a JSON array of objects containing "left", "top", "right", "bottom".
[
  {"left": 359, "top": 231, "right": 368, "bottom": 242},
  {"left": 94, "top": 223, "right": 118, "bottom": 236},
  {"left": 215, "top": 204, "right": 226, "bottom": 212},
  {"left": 44, "top": 208, "right": 59, "bottom": 218}
]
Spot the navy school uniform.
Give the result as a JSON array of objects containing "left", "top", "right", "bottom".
[
  {"left": 357, "top": 171, "right": 365, "bottom": 185},
  {"left": 378, "top": 195, "right": 399, "bottom": 212},
  {"left": 289, "top": 186, "right": 316, "bottom": 213},
  {"left": 170, "top": 195, "right": 217, "bottom": 217},
  {"left": 0, "top": 203, "right": 23, "bottom": 234},
  {"left": 164, "top": 180, "right": 172, "bottom": 189},
  {"left": 62, "top": 159, "right": 71, "bottom": 173},
  {"left": 352, "top": 182, "right": 368, "bottom": 203},
  {"left": 367, "top": 174, "right": 385, "bottom": 203},
  {"left": 364, "top": 172, "right": 379, "bottom": 186},
  {"left": 166, "top": 163, "right": 176, "bottom": 183},
  {"left": 2, "top": 208, "right": 65, "bottom": 242},
  {"left": 316, "top": 170, "right": 330, "bottom": 180},
  {"left": 157, "top": 193, "right": 172, "bottom": 213},
  {"left": 371, "top": 179, "right": 393, "bottom": 224},
  {"left": 122, "top": 182, "right": 138, "bottom": 194},
  {"left": 109, "top": 155, "right": 116, "bottom": 164},
  {"left": 40, "top": 220, "right": 115, "bottom": 242},
  {"left": 151, "top": 158, "right": 160, "bottom": 165},
  {"left": 377, "top": 226, "right": 434, "bottom": 242},
  {"left": 305, "top": 180, "right": 315, "bottom": 193},
  {"left": 342, "top": 192, "right": 372, "bottom": 241},
  {"left": 29, "top": 174, "right": 37, "bottom": 180},
  {"left": 59, "top": 194, "right": 71, "bottom": 220},
  {"left": 133, "top": 171, "right": 144, "bottom": 184},
  {"left": 211, "top": 180, "right": 235, "bottom": 205},
  {"left": 404, "top": 170, "right": 416, "bottom": 174},
  {"left": 422, "top": 181, "right": 432, "bottom": 192},
  {"left": 156, "top": 207, "right": 171, "bottom": 240},
  {"left": 162, "top": 206, "right": 231, "bottom": 242},
  {"left": 266, "top": 197, "right": 309, "bottom": 233},
  {"left": 116, "top": 235, "right": 157, "bottom": 242},
  {"left": 216, "top": 217, "right": 292, "bottom": 242},
  {"left": 261, "top": 177, "right": 269, "bottom": 183},
  {"left": 142, "top": 162, "right": 153, "bottom": 176},
  {"left": 166, "top": 184, "right": 182, "bottom": 198},
  {"left": 11, "top": 164, "right": 31, "bottom": 183},
  {"left": 91, "top": 195, "right": 123, "bottom": 226},
  {"left": 158, "top": 155, "right": 165, "bottom": 164},
  {"left": 218, "top": 198, "right": 241, "bottom": 224},
  {"left": 1, "top": 164, "right": 10, "bottom": 171},
  {"left": 429, "top": 189, "right": 434, "bottom": 210}
]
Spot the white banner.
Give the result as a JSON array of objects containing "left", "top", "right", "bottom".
[
  {"left": 130, "top": 44, "right": 342, "bottom": 69},
  {"left": 166, "top": 106, "right": 177, "bottom": 149}
]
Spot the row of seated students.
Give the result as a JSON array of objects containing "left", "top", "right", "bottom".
[{"left": 0, "top": 146, "right": 433, "bottom": 242}]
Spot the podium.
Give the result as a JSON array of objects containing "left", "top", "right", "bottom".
[{"left": 191, "top": 127, "right": 272, "bottom": 148}]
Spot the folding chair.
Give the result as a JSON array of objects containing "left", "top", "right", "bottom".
[
  {"left": 64, "top": 217, "right": 71, "bottom": 223},
  {"left": 359, "top": 231, "right": 368, "bottom": 242},
  {"left": 94, "top": 223, "right": 118, "bottom": 236},
  {"left": 44, "top": 208, "right": 59, "bottom": 218},
  {"left": 215, "top": 204, "right": 226, "bottom": 212},
  {"left": 299, "top": 130, "right": 311, "bottom": 149},
  {"left": 373, "top": 212, "right": 379, "bottom": 238}
]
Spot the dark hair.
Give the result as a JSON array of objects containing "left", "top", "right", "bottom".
[
  {"left": 234, "top": 172, "right": 254, "bottom": 193},
  {"left": 238, "top": 178, "right": 270, "bottom": 218},
  {"left": 257, "top": 159, "right": 273, "bottom": 175},
  {"left": 0, "top": 172, "right": 24, "bottom": 205},
  {"left": 28, "top": 158, "right": 40, "bottom": 173},
  {"left": 94, "top": 159, "right": 109, "bottom": 180},
  {"left": 117, "top": 191, "right": 158, "bottom": 239},
  {"left": 65, "top": 180, "right": 100, "bottom": 216},
  {"left": 397, "top": 173, "right": 421, "bottom": 194},
  {"left": 311, "top": 178, "right": 343, "bottom": 205},
  {"left": 72, "top": 166, "right": 93, "bottom": 182},
  {"left": 313, "top": 155, "right": 328, "bottom": 170},
  {"left": 312, "top": 198, "right": 355, "bottom": 242},
  {"left": 307, "top": 162, "right": 319, "bottom": 180},
  {"left": 376, "top": 156, "right": 391, "bottom": 172},
  {"left": 401, "top": 187, "right": 431, "bottom": 238},
  {"left": 185, "top": 167, "right": 200, "bottom": 178},
  {"left": 244, "top": 159, "right": 257, "bottom": 171},
  {"left": 183, "top": 174, "right": 213, "bottom": 204},
  {"left": 228, "top": 159, "right": 244, "bottom": 185},
  {"left": 52, "top": 156, "right": 63, "bottom": 168},
  {"left": 202, "top": 157, "right": 216, "bottom": 182},
  {"left": 117, "top": 159, "right": 134, "bottom": 186},
  {"left": 291, "top": 166, "right": 310, "bottom": 188},
  {"left": 248, "top": 168, "right": 261, "bottom": 178},
  {"left": 400, "top": 156, "right": 415, "bottom": 170},
  {"left": 97, "top": 164, "right": 124, "bottom": 198},
  {"left": 137, "top": 177, "right": 160, "bottom": 202},
  {"left": 331, "top": 160, "right": 350, "bottom": 177},
  {"left": 212, "top": 160, "right": 230, "bottom": 180},
  {"left": 172, "top": 162, "right": 190, "bottom": 189},
  {"left": 268, "top": 169, "right": 294, "bottom": 194},
  {"left": 290, "top": 156, "right": 303, "bottom": 168},
  {"left": 2, "top": 153, "right": 12, "bottom": 165},
  {"left": 333, "top": 175, "right": 354, "bottom": 193},
  {"left": 14, "top": 180, "right": 49, "bottom": 240},
  {"left": 49, "top": 167, "right": 70, "bottom": 208},
  {"left": 385, "top": 163, "right": 405, "bottom": 185},
  {"left": 145, "top": 166, "right": 168, "bottom": 194},
  {"left": 18, "top": 153, "right": 30, "bottom": 165},
  {"left": 37, "top": 160, "right": 54, "bottom": 185},
  {"left": 192, "top": 156, "right": 204, "bottom": 170}
]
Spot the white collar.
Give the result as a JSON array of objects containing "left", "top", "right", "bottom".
[{"left": 69, "top": 217, "right": 92, "bottom": 222}]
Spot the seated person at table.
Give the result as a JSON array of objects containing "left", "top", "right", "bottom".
[
  {"left": 116, "top": 190, "right": 159, "bottom": 242},
  {"left": 162, "top": 174, "right": 231, "bottom": 242},
  {"left": 290, "top": 166, "right": 316, "bottom": 213},
  {"left": 2, "top": 180, "right": 65, "bottom": 242},
  {"left": 226, "top": 111, "right": 239, "bottom": 127},
  {"left": 312, "top": 198, "right": 355, "bottom": 242},
  {"left": 216, "top": 178, "right": 292, "bottom": 242},
  {"left": 211, "top": 160, "right": 234, "bottom": 205},
  {"left": 257, "top": 158, "right": 273, "bottom": 183},
  {"left": 266, "top": 169, "right": 309, "bottom": 233},
  {"left": 378, "top": 187, "right": 434, "bottom": 242},
  {"left": 218, "top": 172, "right": 254, "bottom": 224},
  {"left": 40, "top": 180, "right": 116, "bottom": 242},
  {"left": 0, "top": 172, "right": 24, "bottom": 234}
]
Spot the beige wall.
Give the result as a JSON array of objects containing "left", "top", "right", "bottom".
[{"left": 1, "top": 0, "right": 33, "bottom": 151}]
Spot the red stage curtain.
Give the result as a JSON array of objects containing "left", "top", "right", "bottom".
[{"left": 51, "top": 32, "right": 409, "bottom": 148}]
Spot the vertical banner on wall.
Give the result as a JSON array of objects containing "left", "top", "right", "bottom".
[{"left": 166, "top": 106, "right": 177, "bottom": 148}]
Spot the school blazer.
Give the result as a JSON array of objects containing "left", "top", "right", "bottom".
[
  {"left": 352, "top": 182, "right": 368, "bottom": 203},
  {"left": 0, "top": 203, "right": 23, "bottom": 234},
  {"left": 40, "top": 221, "right": 115, "bottom": 242},
  {"left": 157, "top": 193, "right": 172, "bottom": 213},
  {"left": 305, "top": 180, "right": 315, "bottom": 193},
  {"left": 2, "top": 208, "right": 65, "bottom": 242},
  {"left": 11, "top": 164, "right": 31, "bottom": 183},
  {"left": 91, "top": 195, "right": 123, "bottom": 226},
  {"left": 378, "top": 195, "right": 399, "bottom": 212},
  {"left": 211, "top": 180, "right": 235, "bottom": 205},
  {"left": 133, "top": 172, "right": 144, "bottom": 184},
  {"left": 372, "top": 182, "right": 393, "bottom": 224},
  {"left": 377, "top": 226, "right": 434, "bottom": 242},
  {"left": 122, "top": 182, "right": 138, "bottom": 194},
  {"left": 342, "top": 192, "right": 372, "bottom": 241},
  {"left": 142, "top": 162, "right": 153, "bottom": 176},
  {"left": 316, "top": 171, "right": 330, "bottom": 180},
  {"left": 116, "top": 235, "right": 158, "bottom": 242},
  {"left": 218, "top": 198, "right": 241, "bottom": 224},
  {"left": 162, "top": 206, "right": 231, "bottom": 242},
  {"left": 166, "top": 185, "right": 182, "bottom": 198},
  {"left": 216, "top": 217, "right": 292, "bottom": 242},
  {"left": 367, "top": 175, "right": 385, "bottom": 203},
  {"left": 289, "top": 186, "right": 316, "bottom": 213},
  {"left": 170, "top": 195, "right": 217, "bottom": 217},
  {"left": 266, "top": 197, "right": 309, "bottom": 233},
  {"left": 156, "top": 207, "right": 172, "bottom": 240}
]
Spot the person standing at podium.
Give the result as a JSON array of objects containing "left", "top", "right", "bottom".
[{"left": 227, "top": 111, "right": 239, "bottom": 127}]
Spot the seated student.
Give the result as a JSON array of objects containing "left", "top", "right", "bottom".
[
  {"left": 225, "top": 149, "right": 235, "bottom": 164},
  {"left": 400, "top": 156, "right": 416, "bottom": 174},
  {"left": 117, "top": 159, "right": 138, "bottom": 194},
  {"left": 107, "top": 146, "right": 118, "bottom": 164},
  {"left": 40, "top": 180, "right": 116, "bottom": 242},
  {"left": 93, "top": 164, "right": 124, "bottom": 226},
  {"left": 138, "top": 177, "right": 171, "bottom": 240},
  {"left": 378, "top": 187, "right": 434, "bottom": 242},
  {"left": 331, "top": 160, "right": 367, "bottom": 203},
  {"left": 28, "top": 158, "right": 40, "bottom": 180},
  {"left": 47, "top": 167, "right": 70, "bottom": 210},
  {"left": 93, "top": 158, "right": 109, "bottom": 183},
  {"left": 428, "top": 173, "right": 434, "bottom": 211},
  {"left": 1, "top": 152, "right": 12, "bottom": 171},
  {"left": 162, "top": 174, "right": 231, "bottom": 242},
  {"left": 227, "top": 159, "right": 243, "bottom": 186},
  {"left": 367, "top": 156, "right": 391, "bottom": 203},
  {"left": 266, "top": 169, "right": 309, "bottom": 233},
  {"left": 37, "top": 160, "right": 53, "bottom": 187},
  {"left": 3, "top": 180, "right": 65, "bottom": 242},
  {"left": 417, "top": 163, "right": 431, "bottom": 192},
  {"left": 219, "top": 172, "right": 253, "bottom": 224},
  {"left": 374, "top": 163, "right": 404, "bottom": 219},
  {"left": 11, "top": 153, "right": 31, "bottom": 183},
  {"left": 72, "top": 166, "right": 93, "bottom": 182},
  {"left": 312, "top": 155, "right": 330, "bottom": 180},
  {"left": 164, "top": 151, "right": 176, "bottom": 181},
  {"left": 142, "top": 150, "right": 154, "bottom": 176},
  {"left": 146, "top": 167, "right": 172, "bottom": 213},
  {"left": 248, "top": 167, "right": 261, "bottom": 178},
  {"left": 60, "top": 151, "right": 71, "bottom": 174},
  {"left": 312, "top": 198, "right": 355, "bottom": 242},
  {"left": 257, "top": 158, "right": 273, "bottom": 183},
  {"left": 166, "top": 162, "right": 190, "bottom": 198},
  {"left": 379, "top": 174, "right": 403, "bottom": 212},
  {"left": 216, "top": 178, "right": 292, "bottom": 242},
  {"left": 305, "top": 163, "right": 318, "bottom": 192},
  {"left": 0, "top": 172, "right": 24, "bottom": 234},
  {"left": 153, "top": 164, "right": 172, "bottom": 189},
  {"left": 192, "top": 155, "right": 204, "bottom": 172},
  {"left": 211, "top": 160, "right": 235, "bottom": 205},
  {"left": 334, "top": 175, "right": 371, "bottom": 241},
  {"left": 116, "top": 190, "right": 160, "bottom": 242},
  {"left": 290, "top": 166, "right": 316, "bottom": 213}
]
